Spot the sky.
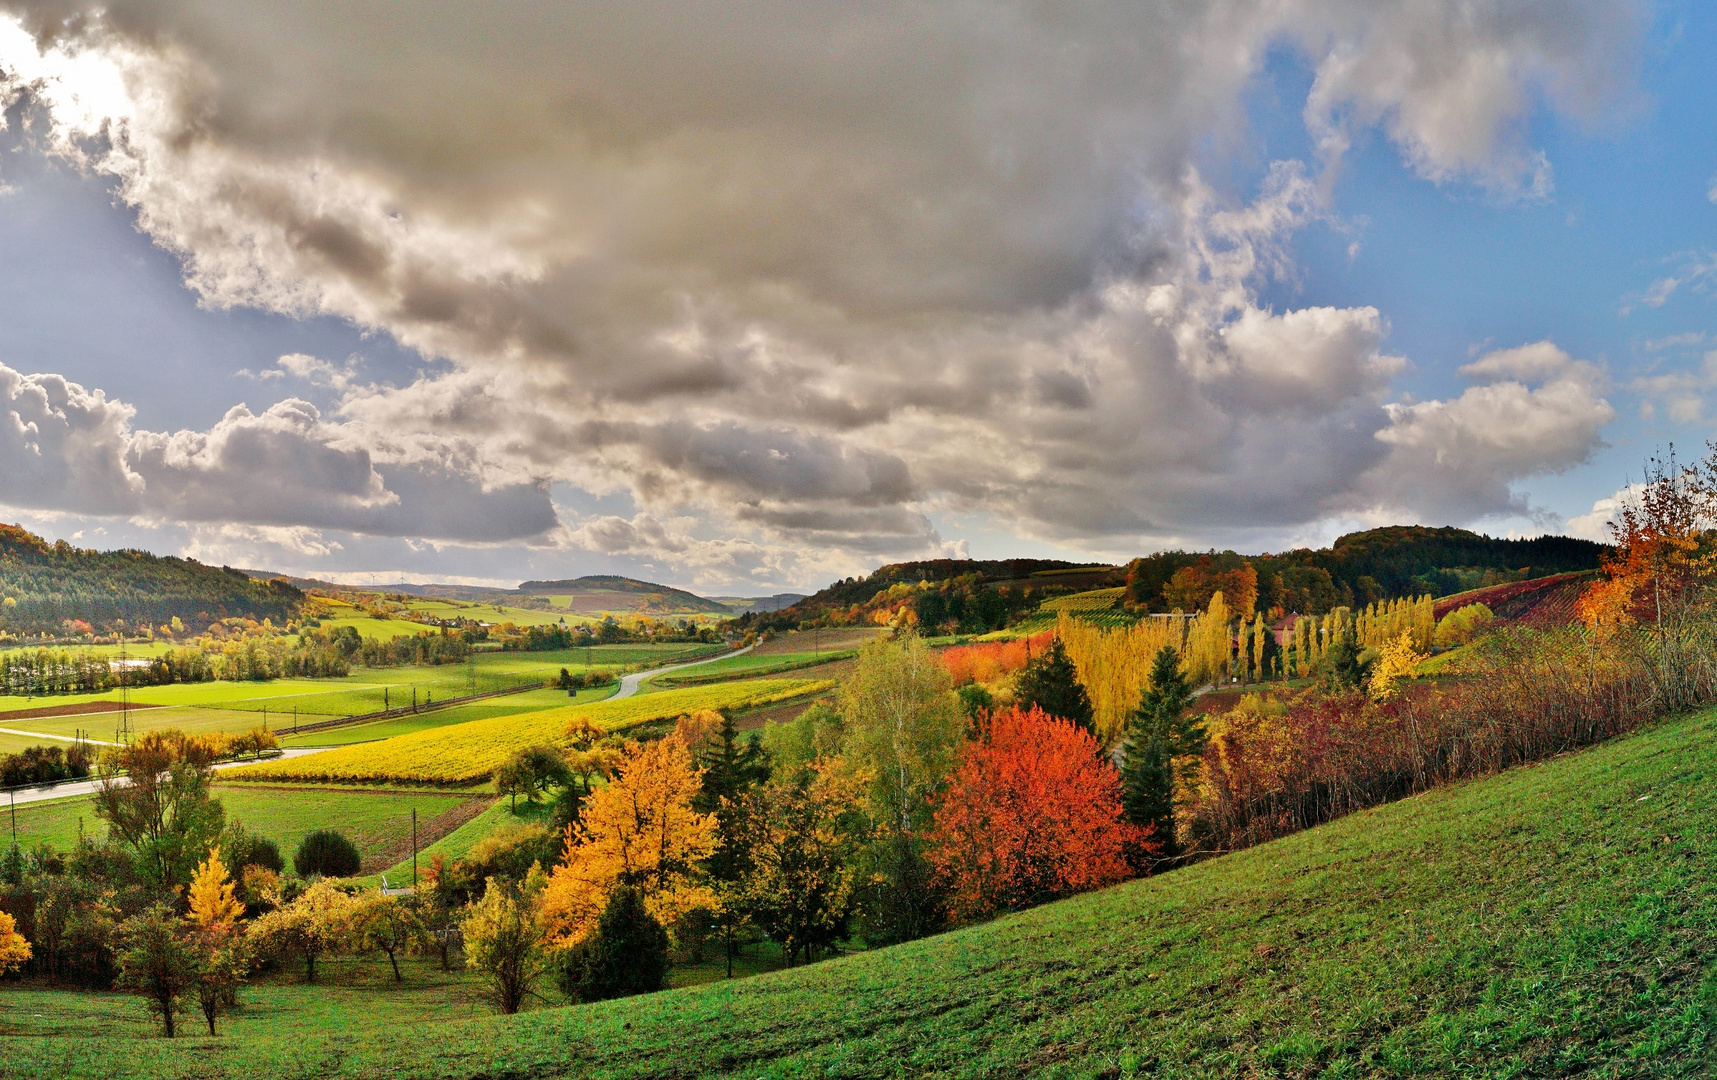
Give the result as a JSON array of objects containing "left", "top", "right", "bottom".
[{"left": 0, "top": 1, "right": 1710, "bottom": 595}]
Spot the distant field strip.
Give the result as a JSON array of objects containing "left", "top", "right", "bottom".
[
  {"left": 226, "top": 677, "right": 833, "bottom": 785},
  {"left": 1039, "top": 586, "right": 1126, "bottom": 612}
]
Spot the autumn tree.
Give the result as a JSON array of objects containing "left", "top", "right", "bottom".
[
  {"left": 247, "top": 879, "right": 355, "bottom": 983},
  {"left": 1368, "top": 631, "right": 1424, "bottom": 701},
  {"left": 189, "top": 927, "right": 248, "bottom": 1036},
  {"left": 926, "top": 707, "right": 1132, "bottom": 923},
  {"left": 350, "top": 893, "right": 429, "bottom": 982},
  {"left": 1162, "top": 556, "right": 1259, "bottom": 619},
  {"left": 741, "top": 761, "right": 868, "bottom": 966},
  {"left": 537, "top": 734, "right": 718, "bottom": 951},
  {"left": 1120, "top": 646, "right": 1204, "bottom": 868},
  {"left": 93, "top": 729, "right": 225, "bottom": 889},
  {"left": 838, "top": 632, "right": 963, "bottom": 944},
  {"left": 0, "top": 911, "right": 31, "bottom": 975},
  {"left": 1579, "top": 446, "right": 1717, "bottom": 708},
  {"left": 1012, "top": 638, "right": 1095, "bottom": 735},
  {"left": 187, "top": 847, "right": 245, "bottom": 930},
  {"left": 464, "top": 879, "right": 546, "bottom": 1014}
]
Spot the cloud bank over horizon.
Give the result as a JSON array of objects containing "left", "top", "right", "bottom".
[{"left": 0, "top": 1, "right": 1650, "bottom": 589}]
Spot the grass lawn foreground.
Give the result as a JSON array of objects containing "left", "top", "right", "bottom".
[{"left": 5, "top": 701, "right": 1716, "bottom": 1077}]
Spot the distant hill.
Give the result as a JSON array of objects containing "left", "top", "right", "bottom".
[
  {"left": 1124, "top": 525, "right": 1609, "bottom": 614},
  {"left": 239, "top": 570, "right": 734, "bottom": 617},
  {"left": 515, "top": 575, "right": 732, "bottom": 615},
  {"left": 710, "top": 593, "right": 806, "bottom": 614},
  {"left": 0, "top": 526, "right": 302, "bottom": 637},
  {"left": 744, "top": 558, "right": 1121, "bottom": 631}
]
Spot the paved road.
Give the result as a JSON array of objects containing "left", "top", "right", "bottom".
[
  {"left": 3, "top": 746, "right": 337, "bottom": 807},
  {"left": 611, "top": 644, "right": 758, "bottom": 700}
]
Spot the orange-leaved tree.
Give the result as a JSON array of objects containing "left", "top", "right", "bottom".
[
  {"left": 926, "top": 706, "right": 1133, "bottom": 923},
  {"left": 538, "top": 734, "right": 718, "bottom": 949},
  {"left": 1577, "top": 446, "right": 1717, "bottom": 708}
]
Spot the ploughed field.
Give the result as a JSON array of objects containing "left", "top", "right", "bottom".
[{"left": 10, "top": 699, "right": 1715, "bottom": 1078}]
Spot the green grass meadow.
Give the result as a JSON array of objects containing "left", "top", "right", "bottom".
[{"left": 7, "top": 702, "right": 1716, "bottom": 1077}]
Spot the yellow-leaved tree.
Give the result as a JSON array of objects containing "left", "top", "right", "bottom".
[
  {"left": 1368, "top": 631, "right": 1424, "bottom": 701},
  {"left": 187, "top": 847, "right": 245, "bottom": 929},
  {"left": 0, "top": 911, "right": 30, "bottom": 974},
  {"left": 537, "top": 734, "right": 718, "bottom": 949}
]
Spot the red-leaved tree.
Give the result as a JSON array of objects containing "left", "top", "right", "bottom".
[{"left": 926, "top": 706, "right": 1133, "bottom": 922}]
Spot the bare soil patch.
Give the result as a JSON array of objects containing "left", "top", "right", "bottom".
[
  {"left": 0, "top": 700, "right": 163, "bottom": 721},
  {"left": 364, "top": 796, "right": 493, "bottom": 873}
]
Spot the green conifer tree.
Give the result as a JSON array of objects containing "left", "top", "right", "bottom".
[
  {"left": 1014, "top": 638, "right": 1095, "bottom": 735},
  {"left": 1119, "top": 646, "right": 1205, "bottom": 870}
]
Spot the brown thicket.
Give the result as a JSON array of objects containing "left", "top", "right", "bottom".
[{"left": 1185, "top": 628, "right": 1667, "bottom": 855}]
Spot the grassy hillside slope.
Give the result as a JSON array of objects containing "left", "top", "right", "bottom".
[{"left": 14, "top": 706, "right": 1717, "bottom": 1077}]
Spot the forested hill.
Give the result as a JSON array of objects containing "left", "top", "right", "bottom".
[
  {"left": 747, "top": 526, "right": 1608, "bottom": 630},
  {"left": 740, "top": 557, "right": 1121, "bottom": 630},
  {"left": 0, "top": 525, "right": 302, "bottom": 637},
  {"left": 1123, "top": 525, "right": 1608, "bottom": 614}
]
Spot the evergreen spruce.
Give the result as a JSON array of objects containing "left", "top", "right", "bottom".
[
  {"left": 1013, "top": 638, "right": 1095, "bottom": 735},
  {"left": 695, "top": 713, "right": 771, "bottom": 976},
  {"left": 560, "top": 885, "right": 668, "bottom": 1002},
  {"left": 1119, "top": 646, "right": 1205, "bottom": 870}
]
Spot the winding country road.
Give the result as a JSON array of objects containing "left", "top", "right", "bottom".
[{"left": 611, "top": 643, "right": 757, "bottom": 700}]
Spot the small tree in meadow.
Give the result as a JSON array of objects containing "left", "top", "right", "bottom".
[
  {"left": 116, "top": 905, "right": 198, "bottom": 1038},
  {"left": 464, "top": 879, "right": 546, "bottom": 1014},
  {"left": 351, "top": 893, "right": 429, "bottom": 982},
  {"left": 189, "top": 926, "right": 248, "bottom": 1036},
  {"left": 248, "top": 879, "right": 354, "bottom": 983}
]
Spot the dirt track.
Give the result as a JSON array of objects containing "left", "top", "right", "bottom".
[{"left": 0, "top": 700, "right": 163, "bottom": 721}]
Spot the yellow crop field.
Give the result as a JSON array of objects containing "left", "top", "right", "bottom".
[{"left": 226, "top": 678, "right": 832, "bottom": 785}]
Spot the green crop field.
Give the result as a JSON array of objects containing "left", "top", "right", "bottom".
[
  {"left": 3, "top": 784, "right": 482, "bottom": 874},
  {"left": 14, "top": 702, "right": 1717, "bottom": 1077},
  {"left": 653, "top": 651, "right": 849, "bottom": 687},
  {"left": 0, "top": 640, "right": 178, "bottom": 659},
  {"left": 0, "top": 645, "right": 712, "bottom": 755},
  {"left": 227, "top": 678, "right": 835, "bottom": 785}
]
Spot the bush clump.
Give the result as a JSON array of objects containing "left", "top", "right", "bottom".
[
  {"left": 556, "top": 885, "right": 668, "bottom": 1003},
  {"left": 293, "top": 830, "right": 361, "bottom": 878}
]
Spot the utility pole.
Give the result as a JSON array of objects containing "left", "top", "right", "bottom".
[
  {"left": 115, "top": 641, "right": 133, "bottom": 746},
  {"left": 9, "top": 788, "right": 15, "bottom": 846},
  {"left": 411, "top": 808, "right": 419, "bottom": 890}
]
